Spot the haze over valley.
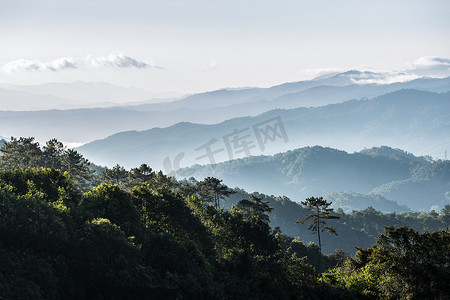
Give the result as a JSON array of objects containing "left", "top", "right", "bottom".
[
  {"left": 1, "top": 1, "right": 449, "bottom": 298},
  {"left": 1, "top": 74, "right": 449, "bottom": 214}
]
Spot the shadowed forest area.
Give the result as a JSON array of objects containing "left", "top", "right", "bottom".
[{"left": 0, "top": 138, "right": 449, "bottom": 299}]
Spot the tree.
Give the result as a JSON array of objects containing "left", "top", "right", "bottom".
[
  {"left": 373, "top": 226, "right": 450, "bottom": 299},
  {"left": 196, "top": 177, "right": 234, "bottom": 209},
  {"left": 99, "top": 164, "right": 129, "bottom": 186},
  {"left": 237, "top": 194, "right": 274, "bottom": 223},
  {"left": 0, "top": 137, "right": 43, "bottom": 170},
  {"left": 440, "top": 204, "right": 450, "bottom": 226},
  {"left": 128, "top": 164, "right": 154, "bottom": 187},
  {"left": 322, "top": 226, "right": 450, "bottom": 299},
  {"left": 152, "top": 171, "right": 180, "bottom": 190},
  {"left": 296, "top": 196, "right": 340, "bottom": 252},
  {"left": 132, "top": 184, "right": 212, "bottom": 249},
  {"left": 81, "top": 184, "right": 142, "bottom": 238},
  {"left": 60, "top": 149, "right": 92, "bottom": 190},
  {"left": 42, "top": 139, "right": 65, "bottom": 169}
]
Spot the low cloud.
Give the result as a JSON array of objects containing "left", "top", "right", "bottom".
[
  {"left": 2, "top": 53, "right": 159, "bottom": 73},
  {"left": 409, "top": 56, "right": 450, "bottom": 68},
  {"left": 303, "top": 56, "right": 450, "bottom": 85},
  {"left": 405, "top": 56, "right": 450, "bottom": 78},
  {"left": 349, "top": 72, "right": 420, "bottom": 85}
]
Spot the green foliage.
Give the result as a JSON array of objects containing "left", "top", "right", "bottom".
[
  {"left": 196, "top": 176, "right": 235, "bottom": 209},
  {"left": 72, "top": 218, "right": 152, "bottom": 298},
  {"left": 81, "top": 184, "right": 142, "bottom": 238},
  {"left": 440, "top": 204, "right": 450, "bottom": 226},
  {"left": 374, "top": 226, "right": 450, "bottom": 299},
  {"left": 132, "top": 184, "right": 213, "bottom": 251},
  {"left": 1, "top": 164, "right": 448, "bottom": 299},
  {"left": 322, "top": 226, "right": 450, "bottom": 299},
  {"left": 60, "top": 148, "right": 92, "bottom": 190},
  {"left": 0, "top": 137, "right": 93, "bottom": 191},
  {"left": 127, "top": 163, "right": 155, "bottom": 187},
  {"left": 0, "top": 137, "right": 43, "bottom": 169},
  {"left": 296, "top": 196, "right": 340, "bottom": 252},
  {"left": 43, "top": 138, "right": 65, "bottom": 169},
  {"left": 99, "top": 164, "right": 129, "bottom": 186},
  {"left": 237, "top": 194, "right": 274, "bottom": 223},
  {"left": 0, "top": 168, "right": 79, "bottom": 209}
]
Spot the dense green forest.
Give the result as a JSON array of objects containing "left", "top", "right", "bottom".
[{"left": 0, "top": 138, "right": 449, "bottom": 299}]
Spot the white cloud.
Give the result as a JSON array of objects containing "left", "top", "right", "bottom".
[
  {"left": 349, "top": 72, "right": 420, "bottom": 85},
  {"left": 409, "top": 56, "right": 450, "bottom": 68},
  {"left": 48, "top": 57, "right": 79, "bottom": 71},
  {"left": 2, "top": 59, "right": 48, "bottom": 73},
  {"left": 84, "top": 53, "right": 151, "bottom": 69},
  {"left": 1, "top": 53, "right": 158, "bottom": 73},
  {"left": 405, "top": 56, "right": 450, "bottom": 78},
  {"left": 301, "top": 56, "right": 450, "bottom": 85}
]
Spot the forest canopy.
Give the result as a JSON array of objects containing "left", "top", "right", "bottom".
[{"left": 0, "top": 138, "right": 449, "bottom": 299}]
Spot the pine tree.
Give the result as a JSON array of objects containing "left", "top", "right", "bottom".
[
  {"left": 296, "top": 196, "right": 340, "bottom": 252},
  {"left": 196, "top": 177, "right": 234, "bottom": 209}
]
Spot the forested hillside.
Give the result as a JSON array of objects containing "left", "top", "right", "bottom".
[
  {"left": 0, "top": 137, "right": 449, "bottom": 299},
  {"left": 180, "top": 146, "right": 449, "bottom": 212}
]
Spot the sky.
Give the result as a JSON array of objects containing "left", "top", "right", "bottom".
[{"left": 1, "top": 0, "right": 449, "bottom": 94}]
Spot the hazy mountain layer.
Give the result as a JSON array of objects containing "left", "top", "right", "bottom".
[
  {"left": 0, "top": 81, "right": 177, "bottom": 110},
  {"left": 178, "top": 146, "right": 449, "bottom": 211},
  {"left": 77, "top": 89, "right": 450, "bottom": 172},
  {"left": 0, "top": 76, "right": 448, "bottom": 144}
]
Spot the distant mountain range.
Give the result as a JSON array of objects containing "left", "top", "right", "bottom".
[
  {"left": 0, "top": 73, "right": 449, "bottom": 144},
  {"left": 177, "top": 146, "right": 449, "bottom": 212},
  {"left": 1, "top": 72, "right": 449, "bottom": 213},
  {"left": 0, "top": 81, "right": 180, "bottom": 110},
  {"left": 146, "top": 73, "right": 450, "bottom": 111},
  {"left": 77, "top": 89, "right": 450, "bottom": 170}
]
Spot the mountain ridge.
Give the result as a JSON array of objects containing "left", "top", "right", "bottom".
[
  {"left": 176, "top": 145, "right": 449, "bottom": 212},
  {"left": 77, "top": 89, "right": 450, "bottom": 170}
]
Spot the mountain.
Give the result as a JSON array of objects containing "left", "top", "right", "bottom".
[
  {"left": 177, "top": 146, "right": 448, "bottom": 212},
  {"left": 77, "top": 89, "right": 450, "bottom": 170},
  {"left": 371, "top": 160, "right": 450, "bottom": 210},
  {"left": 0, "top": 81, "right": 179, "bottom": 110},
  {"left": 176, "top": 146, "right": 450, "bottom": 212},
  {"left": 127, "top": 75, "right": 450, "bottom": 112},
  {"left": 0, "top": 87, "right": 75, "bottom": 110},
  {"left": 325, "top": 192, "right": 410, "bottom": 213},
  {"left": 0, "top": 75, "right": 449, "bottom": 144},
  {"left": 133, "top": 87, "right": 264, "bottom": 111}
]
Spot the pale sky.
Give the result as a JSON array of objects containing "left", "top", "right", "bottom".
[{"left": 1, "top": 0, "right": 449, "bottom": 94}]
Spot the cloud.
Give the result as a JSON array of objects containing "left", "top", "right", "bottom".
[
  {"left": 84, "top": 53, "right": 151, "bottom": 69},
  {"left": 409, "top": 56, "right": 450, "bottom": 68},
  {"left": 2, "top": 59, "right": 49, "bottom": 73},
  {"left": 302, "top": 56, "right": 450, "bottom": 85},
  {"left": 2, "top": 53, "right": 158, "bottom": 73},
  {"left": 405, "top": 56, "right": 450, "bottom": 78},
  {"left": 349, "top": 72, "right": 420, "bottom": 85}
]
